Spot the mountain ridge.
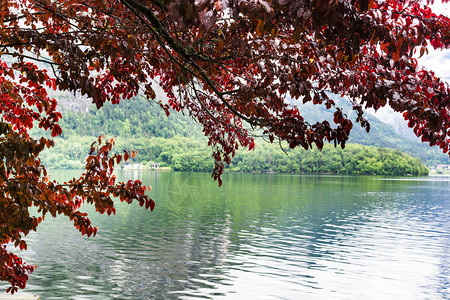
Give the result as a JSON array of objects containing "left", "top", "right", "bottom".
[
  {"left": 45, "top": 93, "right": 449, "bottom": 166},
  {"left": 295, "top": 93, "right": 449, "bottom": 166}
]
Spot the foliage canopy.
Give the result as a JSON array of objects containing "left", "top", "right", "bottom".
[{"left": 1, "top": 0, "right": 449, "bottom": 293}]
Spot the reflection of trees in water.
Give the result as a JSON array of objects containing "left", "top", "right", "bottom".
[
  {"left": 166, "top": 173, "right": 202, "bottom": 207},
  {"left": 90, "top": 173, "right": 235, "bottom": 298},
  {"left": 6, "top": 172, "right": 450, "bottom": 298},
  {"left": 169, "top": 213, "right": 233, "bottom": 297},
  {"left": 169, "top": 174, "right": 387, "bottom": 295}
]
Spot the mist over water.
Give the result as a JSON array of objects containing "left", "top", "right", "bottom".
[{"left": 4, "top": 171, "right": 450, "bottom": 299}]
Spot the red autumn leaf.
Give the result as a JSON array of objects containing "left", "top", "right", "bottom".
[
  {"left": 51, "top": 125, "right": 62, "bottom": 137},
  {"left": 248, "top": 141, "right": 256, "bottom": 151}
]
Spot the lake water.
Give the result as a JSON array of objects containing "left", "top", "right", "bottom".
[{"left": 3, "top": 171, "right": 450, "bottom": 299}]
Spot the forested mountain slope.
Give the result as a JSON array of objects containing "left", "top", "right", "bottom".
[
  {"left": 296, "top": 94, "right": 449, "bottom": 166},
  {"left": 47, "top": 94, "right": 446, "bottom": 166},
  {"left": 28, "top": 95, "right": 435, "bottom": 176},
  {"left": 28, "top": 83, "right": 449, "bottom": 168}
]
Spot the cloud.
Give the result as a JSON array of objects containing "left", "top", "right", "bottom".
[
  {"left": 415, "top": 3, "right": 450, "bottom": 82},
  {"left": 419, "top": 49, "right": 450, "bottom": 83},
  {"left": 429, "top": 2, "right": 449, "bottom": 16}
]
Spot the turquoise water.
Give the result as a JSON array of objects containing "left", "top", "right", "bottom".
[{"left": 4, "top": 171, "right": 450, "bottom": 299}]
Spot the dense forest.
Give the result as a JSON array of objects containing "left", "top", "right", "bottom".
[
  {"left": 38, "top": 134, "right": 429, "bottom": 176},
  {"left": 31, "top": 97, "right": 430, "bottom": 176},
  {"left": 296, "top": 94, "right": 449, "bottom": 166}
]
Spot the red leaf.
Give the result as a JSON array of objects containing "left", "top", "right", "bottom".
[{"left": 51, "top": 125, "right": 62, "bottom": 137}]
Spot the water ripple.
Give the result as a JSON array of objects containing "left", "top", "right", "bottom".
[{"left": 3, "top": 173, "right": 449, "bottom": 299}]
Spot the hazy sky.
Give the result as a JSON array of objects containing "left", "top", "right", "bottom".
[
  {"left": 366, "top": 2, "right": 449, "bottom": 132},
  {"left": 419, "top": 2, "right": 450, "bottom": 83}
]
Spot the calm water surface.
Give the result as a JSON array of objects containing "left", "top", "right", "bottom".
[{"left": 4, "top": 171, "right": 450, "bottom": 299}]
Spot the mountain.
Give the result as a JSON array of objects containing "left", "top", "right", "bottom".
[
  {"left": 37, "top": 93, "right": 449, "bottom": 166},
  {"left": 294, "top": 94, "right": 449, "bottom": 166}
]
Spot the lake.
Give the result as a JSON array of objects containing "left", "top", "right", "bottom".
[{"left": 3, "top": 171, "right": 450, "bottom": 299}]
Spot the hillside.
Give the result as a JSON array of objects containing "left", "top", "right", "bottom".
[
  {"left": 25, "top": 94, "right": 435, "bottom": 175},
  {"left": 295, "top": 94, "right": 449, "bottom": 166}
]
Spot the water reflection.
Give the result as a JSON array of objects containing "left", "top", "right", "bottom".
[{"left": 3, "top": 172, "right": 450, "bottom": 299}]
